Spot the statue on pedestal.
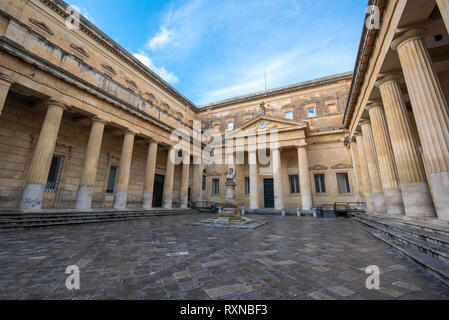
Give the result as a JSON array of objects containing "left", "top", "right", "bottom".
[{"left": 222, "top": 167, "right": 239, "bottom": 216}]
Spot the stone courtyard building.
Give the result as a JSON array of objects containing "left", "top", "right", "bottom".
[{"left": 0, "top": 0, "right": 447, "bottom": 225}]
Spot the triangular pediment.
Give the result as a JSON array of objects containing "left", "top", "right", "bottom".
[{"left": 230, "top": 115, "right": 307, "bottom": 137}]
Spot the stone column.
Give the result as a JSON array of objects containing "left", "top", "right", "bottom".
[
  {"left": 376, "top": 75, "right": 436, "bottom": 218},
  {"left": 180, "top": 153, "right": 190, "bottom": 209},
  {"left": 272, "top": 147, "right": 284, "bottom": 209},
  {"left": 366, "top": 102, "right": 404, "bottom": 216},
  {"left": 0, "top": 76, "right": 13, "bottom": 117},
  {"left": 162, "top": 147, "right": 175, "bottom": 209},
  {"left": 191, "top": 163, "right": 203, "bottom": 204},
  {"left": 355, "top": 133, "right": 374, "bottom": 214},
  {"left": 360, "top": 121, "right": 386, "bottom": 214},
  {"left": 142, "top": 140, "right": 158, "bottom": 210},
  {"left": 392, "top": 28, "right": 449, "bottom": 220},
  {"left": 248, "top": 149, "right": 259, "bottom": 209},
  {"left": 75, "top": 118, "right": 106, "bottom": 211},
  {"left": 437, "top": 0, "right": 449, "bottom": 33},
  {"left": 21, "top": 101, "right": 66, "bottom": 210},
  {"left": 113, "top": 130, "right": 136, "bottom": 210},
  {"left": 297, "top": 145, "right": 313, "bottom": 210}
]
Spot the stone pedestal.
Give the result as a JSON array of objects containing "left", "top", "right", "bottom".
[{"left": 222, "top": 181, "right": 240, "bottom": 216}]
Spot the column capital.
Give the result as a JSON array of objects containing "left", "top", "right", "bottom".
[
  {"left": 124, "top": 128, "right": 139, "bottom": 136},
  {"left": 91, "top": 117, "right": 109, "bottom": 125},
  {"left": 365, "top": 100, "right": 383, "bottom": 112},
  {"left": 359, "top": 119, "right": 371, "bottom": 127},
  {"left": 391, "top": 27, "right": 428, "bottom": 51},
  {"left": 0, "top": 74, "right": 13, "bottom": 86},
  {"left": 46, "top": 99, "right": 68, "bottom": 110},
  {"left": 375, "top": 74, "right": 403, "bottom": 88}
]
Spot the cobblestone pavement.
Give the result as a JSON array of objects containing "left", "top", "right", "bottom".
[{"left": 0, "top": 214, "right": 448, "bottom": 300}]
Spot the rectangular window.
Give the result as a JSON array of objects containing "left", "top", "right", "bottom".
[
  {"left": 202, "top": 172, "right": 207, "bottom": 191},
  {"left": 212, "top": 179, "right": 220, "bottom": 195},
  {"left": 45, "top": 155, "right": 65, "bottom": 193},
  {"left": 227, "top": 122, "right": 234, "bottom": 131},
  {"left": 106, "top": 166, "right": 119, "bottom": 194},
  {"left": 337, "top": 172, "right": 351, "bottom": 194},
  {"left": 308, "top": 108, "right": 316, "bottom": 118},
  {"left": 289, "top": 175, "right": 300, "bottom": 194},
  {"left": 245, "top": 177, "right": 250, "bottom": 194},
  {"left": 314, "top": 174, "right": 326, "bottom": 194},
  {"left": 285, "top": 111, "right": 293, "bottom": 120}
]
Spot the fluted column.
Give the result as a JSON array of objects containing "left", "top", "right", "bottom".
[
  {"left": 355, "top": 133, "right": 374, "bottom": 214},
  {"left": 21, "top": 101, "right": 66, "bottom": 210},
  {"left": 113, "top": 130, "right": 137, "bottom": 210},
  {"left": 366, "top": 102, "right": 404, "bottom": 215},
  {"left": 142, "top": 140, "right": 158, "bottom": 209},
  {"left": 75, "top": 118, "right": 106, "bottom": 210},
  {"left": 272, "top": 147, "right": 284, "bottom": 209},
  {"left": 0, "top": 76, "right": 13, "bottom": 117},
  {"left": 376, "top": 75, "right": 436, "bottom": 218},
  {"left": 360, "top": 121, "right": 386, "bottom": 214},
  {"left": 437, "top": 0, "right": 449, "bottom": 33},
  {"left": 162, "top": 147, "right": 175, "bottom": 209},
  {"left": 392, "top": 28, "right": 449, "bottom": 220},
  {"left": 297, "top": 145, "right": 313, "bottom": 210},
  {"left": 191, "top": 163, "right": 203, "bottom": 204},
  {"left": 180, "top": 153, "right": 190, "bottom": 209},
  {"left": 248, "top": 149, "right": 259, "bottom": 209}
]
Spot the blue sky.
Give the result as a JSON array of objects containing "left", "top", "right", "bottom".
[{"left": 68, "top": 0, "right": 367, "bottom": 105}]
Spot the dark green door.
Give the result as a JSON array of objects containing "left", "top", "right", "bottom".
[
  {"left": 153, "top": 174, "right": 165, "bottom": 208},
  {"left": 264, "top": 178, "right": 275, "bottom": 208}
]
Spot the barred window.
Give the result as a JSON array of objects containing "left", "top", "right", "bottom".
[
  {"left": 289, "top": 175, "right": 300, "bottom": 194},
  {"left": 245, "top": 177, "right": 250, "bottom": 194},
  {"left": 106, "top": 166, "right": 119, "bottom": 194},
  {"left": 202, "top": 170, "right": 207, "bottom": 191},
  {"left": 45, "top": 155, "right": 65, "bottom": 193},
  {"left": 314, "top": 174, "right": 326, "bottom": 194},
  {"left": 337, "top": 172, "right": 351, "bottom": 194},
  {"left": 212, "top": 179, "right": 219, "bottom": 195}
]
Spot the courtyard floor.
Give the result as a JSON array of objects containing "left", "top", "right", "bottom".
[{"left": 0, "top": 214, "right": 448, "bottom": 300}]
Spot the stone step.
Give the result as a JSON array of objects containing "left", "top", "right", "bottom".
[
  {"left": 0, "top": 210, "right": 190, "bottom": 220},
  {"left": 364, "top": 228, "right": 449, "bottom": 287},
  {"left": 356, "top": 217, "right": 449, "bottom": 263},
  {"left": 0, "top": 209, "right": 196, "bottom": 230},
  {"left": 354, "top": 214, "right": 449, "bottom": 249}
]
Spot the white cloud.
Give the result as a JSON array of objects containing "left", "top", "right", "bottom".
[
  {"left": 133, "top": 51, "right": 179, "bottom": 84},
  {"left": 147, "top": 27, "right": 174, "bottom": 50}
]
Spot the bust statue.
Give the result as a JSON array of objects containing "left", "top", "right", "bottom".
[
  {"left": 259, "top": 101, "right": 266, "bottom": 115},
  {"left": 226, "top": 168, "right": 236, "bottom": 184}
]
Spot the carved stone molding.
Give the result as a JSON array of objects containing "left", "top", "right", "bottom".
[
  {"left": 70, "top": 44, "right": 90, "bottom": 59},
  {"left": 309, "top": 164, "right": 328, "bottom": 171},
  {"left": 331, "top": 163, "right": 353, "bottom": 170},
  {"left": 29, "top": 18, "right": 54, "bottom": 36}
]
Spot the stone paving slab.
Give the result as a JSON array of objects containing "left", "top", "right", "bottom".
[{"left": 0, "top": 214, "right": 447, "bottom": 300}]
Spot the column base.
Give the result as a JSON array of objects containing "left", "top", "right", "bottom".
[
  {"left": 429, "top": 172, "right": 449, "bottom": 221},
  {"left": 180, "top": 195, "right": 189, "bottom": 209},
  {"left": 21, "top": 184, "right": 44, "bottom": 210},
  {"left": 365, "top": 194, "right": 374, "bottom": 215},
  {"left": 142, "top": 192, "right": 153, "bottom": 210},
  {"left": 113, "top": 190, "right": 128, "bottom": 210},
  {"left": 400, "top": 182, "right": 436, "bottom": 218},
  {"left": 162, "top": 194, "right": 172, "bottom": 209},
  {"left": 75, "top": 186, "right": 93, "bottom": 211},
  {"left": 372, "top": 191, "right": 386, "bottom": 214},
  {"left": 383, "top": 188, "right": 405, "bottom": 216}
]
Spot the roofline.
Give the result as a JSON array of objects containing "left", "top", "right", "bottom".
[
  {"left": 343, "top": 0, "right": 385, "bottom": 129},
  {"left": 48, "top": 0, "right": 198, "bottom": 110},
  {"left": 199, "top": 72, "right": 353, "bottom": 110}
]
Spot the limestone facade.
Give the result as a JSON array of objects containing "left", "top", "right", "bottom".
[{"left": 0, "top": 0, "right": 448, "bottom": 223}]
